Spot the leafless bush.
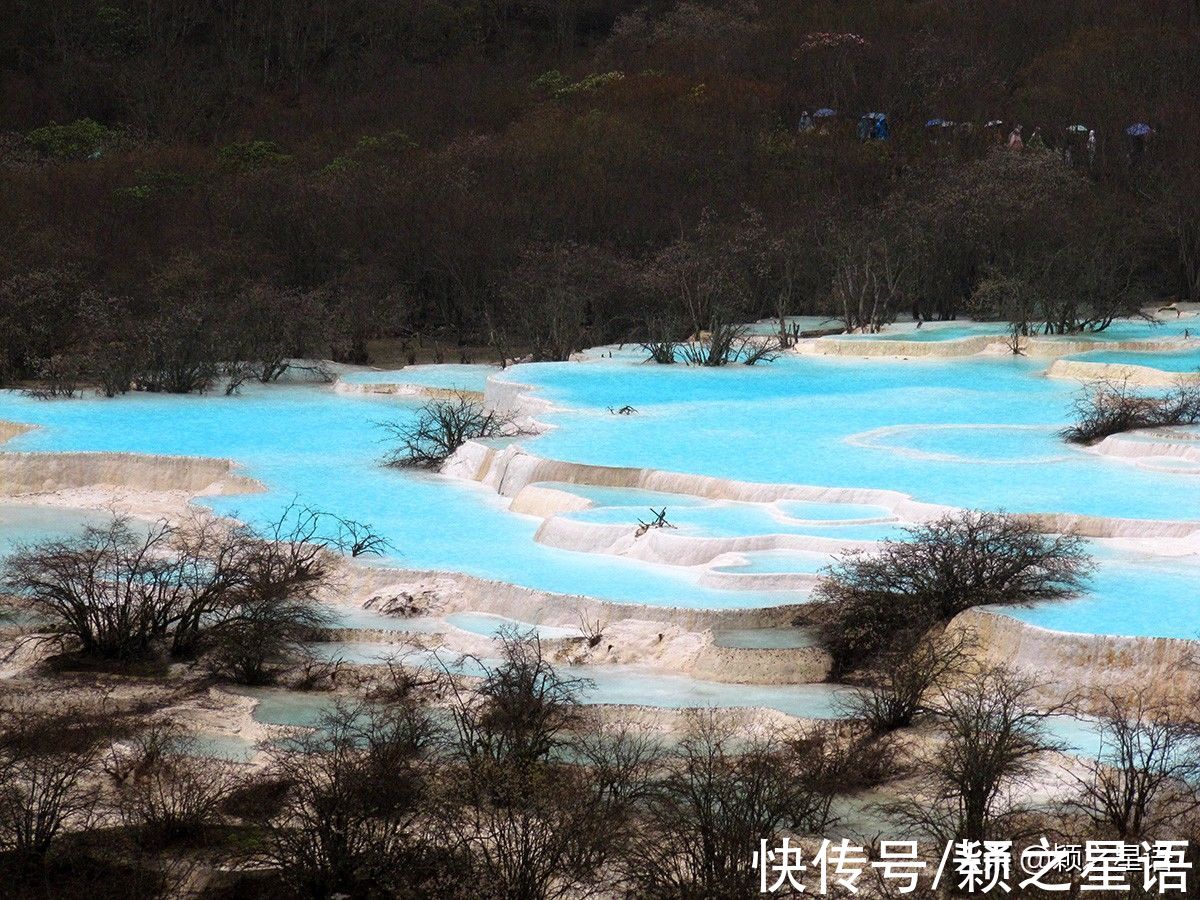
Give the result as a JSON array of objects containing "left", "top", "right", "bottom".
[
  {"left": 326, "top": 515, "right": 392, "bottom": 557},
  {"left": 290, "top": 656, "right": 344, "bottom": 692},
  {"left": 1064, "top": 690, "right": 1200, "bottom": 840},
  {"left": 1061, "top": 378, "right": 1200, "bottom": 444},
  {"left": 880, "top": 667, "right": 1064, "bottom": 843},
  {"left": 23, "top": 354, "right": 81, "bottom": 399},
  {"left": 812, "top": 510, "right": 1091, "bottom": 674},
  {"left": 0, "top": 695, "right": 112, "bottom": 863},
  {"left": 841, "top": 627, "right": 978, "bottom": 732},
  {"left": 578, "top": 613, "right": 606, "bottom": 649},
  {"left": 439, "top": 633, "right": 645, "bottom": 900},
  {"left": 678, "top": 320, "right": 780, "bottom": 366},
  {"left": 259, "top": 699, "right": 452, "bottom": 898},
  {"left": 620, "top": 713, "right": 850, "bottom": 898},
  {"left": 379, "top": 393, "right": 524, "bottom": 469},
  {"left": 1, "top": 510, "right": 333, "bottom": 667},
  {"left": 114, "top": 723, "right": 240, "bottom": 847},
  {"left": 641, "top": 338, "right": 678, "bottom": 364}
]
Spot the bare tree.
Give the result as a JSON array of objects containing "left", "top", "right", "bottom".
[
  {"left": 812, "top": 510, "right": 1091, "bottom": 674},
  {"left": 1064, "top": 691, "right": 1200, "bottom": 841},
  {"left": 881, "top": 667, "right": 1064, "bottom": 843},
  {"left": 842, "top": 627, "right": 978, "bottom": 732},
  {"left": 1062, "top": 378, "right": 1200, "bottom": 445},
  {"left": 259, "top": 699, "right": 451, "bottom": 898},
  {"left": 379, "top": 393, "right": 524, "bottom": 469},
  {"left": 829, "top": 234, "right": 906, "bottom": 333}
]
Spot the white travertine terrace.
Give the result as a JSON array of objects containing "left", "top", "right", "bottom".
[
  {"left": 1045, "top": 357, "right": 1200, "bottom": 387},
  {"left": 9, "top": 317, "right": 1200, "bottom": 714},
  {"left": 0, "top": 451, "right": 264, "bottom": 497},
  {"left": 0, "top": 421, "right": 34, "bottom": 445},
  {"left": 952, "top": 608, "right": 1200, "bottom": 711}
]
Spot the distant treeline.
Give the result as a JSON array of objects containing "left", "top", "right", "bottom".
[{"left": 2, "top": 1, "right": 1199, "bottom": 388}]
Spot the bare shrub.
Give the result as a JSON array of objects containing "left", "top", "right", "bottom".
[
  {"left": 23, "top": 354, "right": 82, "bottom": 399},
  {"left": 0, "top": 695, "right": 113, "bottom": 863},
  {"left": 259, "top": 699, "right": 453, "bottom": 898},
  {"left": 1064, "top": 690, "right": 1200, "bottom": 840},
  {"left": 880, "top": 667, "right": 1064, "bottom": 842},
  {"left": 1, "top": 511, "right": 333, "bottom": 668},
  {"left": 114, "top": 724, "right": 240, "bottom": 847},
  {"left": 811, "top": 510, "right": 1091, "bottom": 674},
  {"left": 620, "top": 713, "right": 854, "bottom": 898},
  {"left": 328, "top": 516, "right": 392, "bottom": 557},
  {"left": 379, "top": 393, "right": 523, "bottom": 469},
  {"left": 1061, "top": 378, "right": 1200, "bottom": 444},
  {"left": 641, "top": 338, "right": 679, "bottom": 364},
  {"left": 678, "top": 320, "right": 780, "bottom": 367},
  {"left": 842, "top": 627, "right": 978, "bottom": 733},
  {"left": 439, "top": 632, "right": 645, "bottom": 900}
]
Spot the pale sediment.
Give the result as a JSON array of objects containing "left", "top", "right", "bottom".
[
  {"left": 951, "top": 608, "right": 1200, "bottom": 711},
  {"left": 793, "top": 334, "right": 999, "bottom": 358},
  {"left": 0, "top": 421, "right": 35, "bottom": 446},
  {"left": 0, "top": 451, "right": 264, "bottom": 497},
  {"left": 687, "top": 644, "right": 831, "bottom": 685},
  {"left": 793, "top": 332, "right": 1192, "bottom": 361},
  {"left": 1045, "top": 358, "right": 1200, "bottom": 387},
  {"left": 336, "top": 564, "right": 805, "bottom": 631},
  {"left": 449, "top": 441, "right": 946, "bottom": 518},
  {"left": 333, "top": 379, "right": 484, "bottom": 402},
  {"left": 532, "top": 515, "right": 867, "bottom": 569},
  {"left": 1016, "top": 510, "right": 1200, "bottom": 540},
  {"left": 328, "top": 564, "right": 829, "bottom": 684},
  {"left": 452, "top": 441, "right": 1200, "bottom": 544}
]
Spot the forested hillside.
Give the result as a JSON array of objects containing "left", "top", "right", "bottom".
[{"left": 2, "top": 1, "right": 1198, "bottom": 386}]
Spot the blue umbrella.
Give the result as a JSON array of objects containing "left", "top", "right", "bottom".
[
  {"left": 813, "top": 108, "right": 836, "bottom": 118},
  {"left": 1126, "top": 123, "right": 1152, "bottom": 136},
  {"left": 926, "top": 118, "right": 945, "bottom": 127}
]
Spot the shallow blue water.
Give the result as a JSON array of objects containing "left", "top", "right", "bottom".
[
  {"left": 5, "top": 317, "right": 1200, "bottom": 638},
  {"left": 509, "top": 353, "right": 1200, "bottom": 522},
  {"left": 0, "top": 505, "right": 117, "bottom": 555},
  {"left": 712, "top": 627, "right": 819, "bottom": 649},
  {"left": 711, "top": 550, "right": 832, "bottom": 575},
  {"left": 1069, "top": 347, "right": 1200, "bottom": 373},
  {"left": 0, "top": 386, "right": 798, "bottom": 610},
  {"left": 1001, "top": 550, "right": 1200, "bottom": 638}
]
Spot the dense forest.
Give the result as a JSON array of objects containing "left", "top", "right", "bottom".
[{"left": 2, "top": 1, "right": 1199, "bottom": 388}]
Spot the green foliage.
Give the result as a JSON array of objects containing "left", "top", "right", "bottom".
[
  {"left": 354, "top": 130, "right": 417, "bottom": 154},
  {"left": 535, "top": 69, "right": 625, "bottom": 99},
  {"left": 26, "top": 119, "right": 114, "bottom": 159},
  {"left": 217, "top": 140, "right": 293, "bottom": 172},
  {"left": 533, "top": 69, "right": 572, "bottom": 94},
  {"left": 319, "top": 155, "right": 360, "bottom": 177}
]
